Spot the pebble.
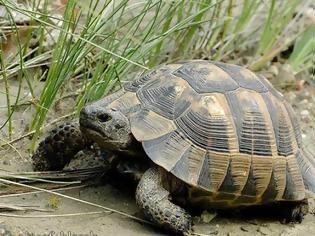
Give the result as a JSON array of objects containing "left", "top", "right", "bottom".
[
  {"left": 2, "top": 160, "right": 9, "bottom": 165},
  {"left": 300, "top": 110, "right": 311, "bottom": 122},
  {"left": 269, "top": 65, "right": 279, "bottom": 76},
  {"left": 299, "top": 99, "right": 309, "bottom": 105},
  {"left": 257, "top": 226, "right": 271, "bottom": 235},
  {"left": 208, "top": 225, "right": 219, "bottom": 235},
  {"left": 240, "top": 225, "right": 250, "bottom": 232},
  {"left": 301, "top": 110, "right": 310, "bottom": 116},
  {"left": 200, "top": 210, "right": 216, "bottom": 223}
]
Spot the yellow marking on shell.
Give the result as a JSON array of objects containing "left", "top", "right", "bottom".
[
  {"left": 278, "top": 101, "right": 298, "bottom": 151},
  {"left": 201, "top": 95, "right": 225, "bottom": 116},
  {"left": 107, "top": 91, "right": 140, "bottom": 113},
  {"left": 205, "top": 93, "right": 239, "bottom": 153},
  {"left": 155, "top": 134, "right": 192, "bottom": 172},
  {"left": 207, "top": 152, "right": 230, "bottom": 192},
  {"left": 199, "top": 93, "right": 238, "bottom": 153},
  {"left": 197, "top": 63, "right": 232, "bottom": 81},
  {"left": 251, "top": 156, "right": 273, "bottom": 197},
  {"left": 285, "top": 155, "right": 305, "bottom": 200},
  {"left": 174, "top": 85, "right": 183, "bottom": 94},
  {"left": 239, "top": 68, "right": 259, "bottom": 81},
  {"left": 173, "top": 79, "right": 192, "bottom": 96},
  {"left": 184, "top": 145, "right": 207, "bottom": 185},
  {"left": 228, "top": 154, "right": 251, "bottom": 194},
  {"left": 236, "top": 89, "right": 278, "bottom": 155},
  {"left": 273, "top": 156, "right": 287, "bottom": 200},
  {"left": 256, "top": 94, "right": 278, "bottom": 155},
  {"left": 131, "top": 110, "right": 176, "bottom": 141},
  {"left": 177, "top": 151, "right": 304, "bottom": 207}
]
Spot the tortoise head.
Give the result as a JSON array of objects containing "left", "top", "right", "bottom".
[{"left": 79, "top": 104, "right": 133, "bottom": 151}]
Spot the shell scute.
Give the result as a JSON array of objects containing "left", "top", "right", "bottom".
[
  {"left": 172, "top": 61, "right": 239, "bottom": 93},
  {"left": 213, "top": 62, "right": 268, "bottom": 92},
  {"left": 142, "top": 130, "right": 192, "bottom": 171},
  {"left": 174, "top": 93, "right": 237, "bottom": 153},
  {"left": 136, "top": 74, "right": 195, "bottom": 120}
]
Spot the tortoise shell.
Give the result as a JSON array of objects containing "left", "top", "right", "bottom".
[{"left": 103, "top": 60, "right": 305, "bottom": 205}]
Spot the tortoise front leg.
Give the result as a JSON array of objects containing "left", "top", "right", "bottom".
[
  {"left": 136, "top": 167, "right": 191, "bottom": 235},
  {"left": 32, "top": 122, "right": 87, "bottom": 171}
]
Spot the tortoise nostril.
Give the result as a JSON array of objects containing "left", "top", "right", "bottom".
[{"left": 97, "top": 113, "right": 112, "bottom": 123}]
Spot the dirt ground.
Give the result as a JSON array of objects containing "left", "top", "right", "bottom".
[{"left": 1, "top": 74, "right": 315, "bottom": 236}]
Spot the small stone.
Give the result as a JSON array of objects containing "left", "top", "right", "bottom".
[
  {"left": 200, "top": 210, "right": 216, "bottom": 223},
  {"left": 285, "top": 91, "right": 296, "bottom": 103},
  {"left": 269, "top": 65, "right": 279, "bottom": 76},
  {"left": 257, "top": 226, "right": 271, "bottom": 235},
  {"left": 301, "top": 110, "right": 310, "bottom": 116},
  {"left": 240, "top": 225, "right": 250, "bottom": 232},
  {"left": 296, "top": 80, "right": 305, "bottom": 91},
  {"left": 2, "top": 160, "right": 9, "bottom": 165},
  {"left": 299, "top": 99, "right": 309, "bottom": 105},
  {"left": 300, "top": 110, "right": 311, "bottom": 122}
]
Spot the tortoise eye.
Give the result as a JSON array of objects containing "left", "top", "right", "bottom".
[{"left": 97, "top": 113, "right": 112, "bottom": 123}]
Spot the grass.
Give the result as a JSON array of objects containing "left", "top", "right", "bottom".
[{"left": 0, "top": 0, "right": 313, "bottom": 150}]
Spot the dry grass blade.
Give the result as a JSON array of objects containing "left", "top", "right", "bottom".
[
  {"left": 0, "top": 204, "right": 51, "bottom": 212},
  {"left": 0, "top": 185, "right": 86, "bottom": 198},
  {"left": 0, "top": 211, "right": 108, "bottom": 218},
  {"left": 0, "top": 167, "right": 107, "bottom": 196},
  {"left": 9, "top": 167, "right": 107, "bottom": 181},
  {"left": 0, "top": 167, "right": 107, "bottom": 197},
  {"left": 0, "top": 178, "right": 154, "bottom": 226}
]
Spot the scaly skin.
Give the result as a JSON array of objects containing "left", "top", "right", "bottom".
[
  {"left": 63, "top": 150, "right": 111, "bottom": 171},
  {"left": 32, "top": 122, "right": 87, "bottom": 171},
  {"left": 136, "top": 167, "right": 192, "bottom": 235}
]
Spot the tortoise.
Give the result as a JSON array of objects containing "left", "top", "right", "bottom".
[{"left": 32, "top": 60, "right": 315, "bottom": 235}]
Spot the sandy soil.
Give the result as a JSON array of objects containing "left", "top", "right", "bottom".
[{"left": 1, "top": 78, "right": 315, "bottom": 236}]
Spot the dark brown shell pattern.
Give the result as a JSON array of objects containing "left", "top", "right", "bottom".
[{"left": 105, "top": 60, "right": 306, "bottom": 205}]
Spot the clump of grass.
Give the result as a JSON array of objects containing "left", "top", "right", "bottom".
[
  {"left": 0, "top": 0, "right": 312, "bottom": 150},
  {"left": 288, "top": 25, "right": 315, "bottom": 74},
  {"left": 47, "top": 195, "right": 61, "bottom": 209}
]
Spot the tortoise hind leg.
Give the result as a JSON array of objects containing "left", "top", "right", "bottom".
[{"left": 136, "top": 167, "right": 191, "bottom": 235}]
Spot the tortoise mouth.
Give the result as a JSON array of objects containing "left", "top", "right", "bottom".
[
  {"left": 80, "top": 121, "right": 129, "bottom": 150},
  {"left": 79, "top": 111, "right": 105, "bottom": 136},
  {"left": 79, "top": 108, "right": 113, "bottom": 147},
  {"left": 79, "top": 108, "right": 133, "bottom": 151}
]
